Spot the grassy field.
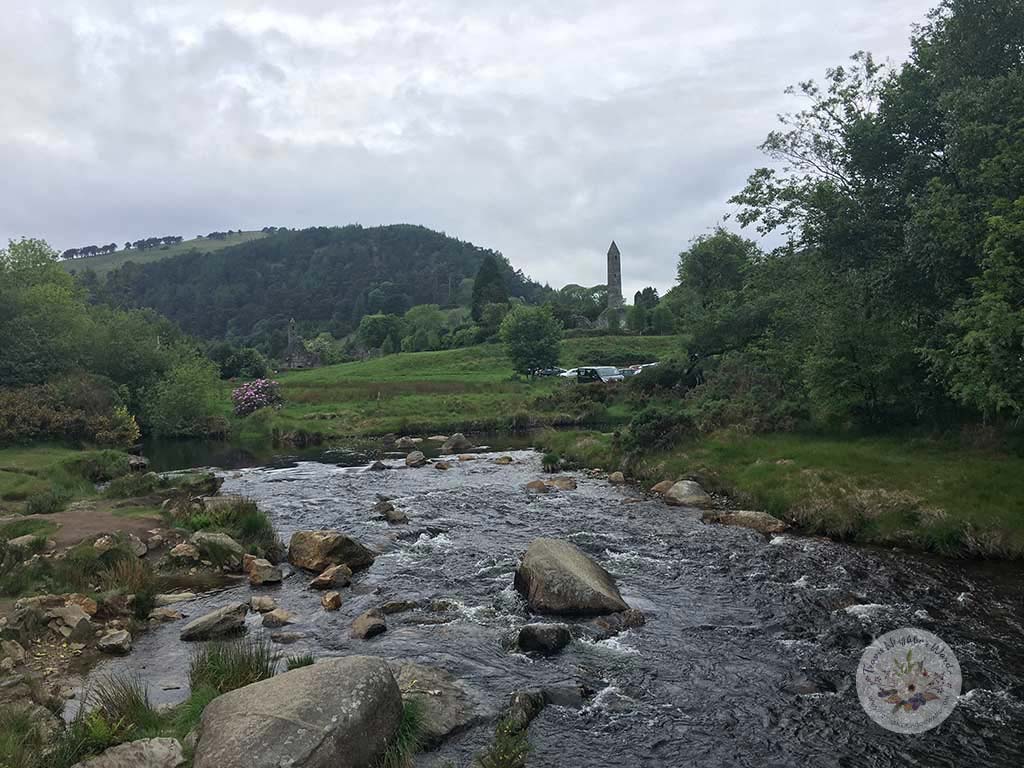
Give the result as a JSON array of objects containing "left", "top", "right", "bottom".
[
  {"left": 539, "top": 429, "right": 1024, "bottom": 558},
  {"left": 60, "top": 230, "right": 267, "bottom": 278},
  {"left": 0, "top": 445, "right": 86, "bottom": 512},
  {"left": 258, "top": 336, "right": 681, "bottom": 438}
]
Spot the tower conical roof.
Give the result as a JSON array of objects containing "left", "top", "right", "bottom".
[{"left": 608, "top": 241, "right": 620, "bottom": 257}]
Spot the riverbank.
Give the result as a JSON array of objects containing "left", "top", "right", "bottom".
[
  {"left": 537, "top": 429, "right": 1024, "bottom": 559},
  {"left": 239, "top": 336, "right": 676, "bottom": 440}
]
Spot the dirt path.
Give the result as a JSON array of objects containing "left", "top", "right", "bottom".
[{"left": 0, "top": 500, "right": 163, "bottom": 548}]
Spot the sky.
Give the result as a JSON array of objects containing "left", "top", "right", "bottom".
[{"left": 1, "top": 0, "right": 936, "bottom": 297}]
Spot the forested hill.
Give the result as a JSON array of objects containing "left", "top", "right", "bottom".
[{"left": 96, "top": 224, "right": 547, "bottom": 341}]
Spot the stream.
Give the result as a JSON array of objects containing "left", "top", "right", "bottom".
[{"left": 84, "top": 445, "right": 1024, "bottom": 767}]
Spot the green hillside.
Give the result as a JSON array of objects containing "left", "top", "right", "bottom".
[{"left": 61, "top": 230, "right": 267, "bottom": 278}]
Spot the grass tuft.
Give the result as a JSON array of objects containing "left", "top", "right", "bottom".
[
  {"left": 189, "top": 637, "right": 280, "bottom": 695},
  {"left": 286, "top": 653, "right": 315, "bottom": 670},
  {"left": 377, "top": 700, "right": 425, "bottom": 768}
]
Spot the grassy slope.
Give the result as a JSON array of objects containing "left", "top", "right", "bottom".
[
  {"left": 60, "top": 231, "right": 267, "bottom": 278},
  {"left": 0, "top": 445, "right": 83, "bottom": 510},
  {"left": 261, "top": 336, "right": 680, "bottom": 438},
  {"left": 539, "top": 429, "right": 1024, "bottom": 558}
]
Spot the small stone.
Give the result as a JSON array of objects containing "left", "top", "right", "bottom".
[
  {"left": 97, "top": 629, "right": 132, "bottom": 655},
  {"left": 518, "top": 623, "right": 572, "bottom": 656},
  {"left": 242, "top": 553, "right": 258, "bottom": 574},
  {"left": 405, "top": 451, "right": 427, "bottom": 468},
  {"left": 309, "top": 563, "right": 352, "bottom": 590},
  {"left": 650, "top": 480, "right": 675, "bottom": 495},
  {"left": 440, "top": 433, "right": 474, "bottom": 452},
  {"left": 169, "top": 542, "right": 200, "bottom": 561},
  {"left": 261, "top": 608, "right": 294, "bottom": 628},
  {"left": 545, "top": 476, "right": 577, "bottom": 491},
  {"left": 380, "top": 600, "right": 417, "bottom": 615},
  {"left": 269, "top": 631, "right": 303, "bottom": 644},
  {"left": 249, "top": 596, "right": 277, "bottom": 613},
  {"left": 494, "top": 456, "right": 514, "bottom": 465},
  {"left": 154, "top": 592, "right": 196, "bottom": 606},
  {"left": 368, "top": 461, "right": 388, "bottom": 471},
  {"left": 526, "top": 480, "right": 550, "bottom": 493},
  {"left": 663, "top": 480, "right": 713, "bottom": 508},
  {"left": 457, "top": 454, "right": 477, "bottom": 462},
  {"left": 351, "top": 608, "right": 387, "bottom": 639},
  {"left": 148, "top": 607, "right": 183, "bottom": 622},
  {"left": 608, "top": 471, "right": 625, "bottom": 484},
  {"left": 321, "top": 591, "right": 342, "bottom": 611},
  {"left": 0, "top": 640, "right": 25, "bottom": 664},
  {"left": 434, "top": 461, "right": 451, "bottom": 471},
  {"left": 248, "top": 558, "right": 283, "bottom": 586}
]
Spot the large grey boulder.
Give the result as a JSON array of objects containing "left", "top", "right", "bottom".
[
  {"left": 180, "top": 602, "right": 248, "bottom": 641},
  {"left": 193, "top": 656, "right": 402, "bottom": 768},
  {"left": 97, "top": 629, "right": 132, "bottom": 654},
  {"left": 71, "top": 737, "right": 185, "bottom": 768},
  {"left": 247, "top": 558, "right": 282, "bottom": 585},
  {"left": 404, "top": 451, "right": 427, "bottom": 468},
  {"left": 288, "top": 530, "right": 376, "bottom": 572},
  {"left": 702, "top": 509, "right": 787, "bottom": 535},
  {"left": 514, "top": 538, "right": 629, "bottom": 616},
  {"left": 440, "top": 433, "right": 473, "bottom": 453},
  {"left": 388, "top": 661, "right": 476, "bottom": 749},
  {"left": 663, "top": 480, "right": 713, "bottom": 508}
]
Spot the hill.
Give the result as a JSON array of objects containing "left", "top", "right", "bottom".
[
  {"left": 61, "top": 230, "right": 268, "bottom": 278},
  {"left": 99, "top": 224, "right": 548, "bottom": 345}
]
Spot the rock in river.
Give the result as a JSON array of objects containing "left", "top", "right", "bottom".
[
  {"left": 388, "top": 661, "right": 476, "bottom": 748},
  {"left": 189, "top": 531, "right": 245, "bottom": 570},
  {"left": 180, "top": 603, "right": 248, "bottom": 641},
  {"left": 351, "top": 608, "right": 387, "bottom": 639},
  {"left": 71, "top": 737, "right": 185, "bottom": 768},
  {"left": 309, "top": 563, "right": 353, "bottom": 589},
  {"left": 663, "top": 480, "right": 713, "bottom": 508},
  {"left": 96, "top": 629, "right": 132, "bottom": 655},
  {"left": 248, "top": 558, "right": 282, "bottom": 585},
  {"left": 514, "top": 538, "right": 629, "bottom": 616},
  {"left": 440, "top": 432, "right": 474, "bottom": 453},
  {"left": 517, "top": 623, "right": 572, "bottom": 655},
  {"left": 405, "top": 450, "right": 427, "bottom": 468},
  {"left": 702, "top": 509, "right": 787, "bottom": 535},
  {"left": 288, "top": 530, "right": 376, "bottom": 572},
  {"left": 193, "top": 656, "right": 402, "bottom": 768}
]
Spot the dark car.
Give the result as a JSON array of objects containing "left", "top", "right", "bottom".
[{"left": 537, "top": 367, "right": 566, "bottom": 377}]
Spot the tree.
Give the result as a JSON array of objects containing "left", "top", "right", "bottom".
[
  {"left": 677, "top": 228, "right": 757, "bottom": 311},
  {"left": 651, "top": 304, "right": 675, "bottom": 335},
  {"left": 471, "top": 254, "right": 508, "bottom": 321},
  {"left": 144, "top": 357, "right": 223, "bottom": 436},
  {"left": 357, "top": 314, "right": 404, "bottom": 350},
  {"left": 499, "top": 306, "right": 562, "bottom": 376}
]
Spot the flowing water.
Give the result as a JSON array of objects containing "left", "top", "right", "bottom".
[{"left": 86, "top": 447, "right": 1024, "bottom": 767}]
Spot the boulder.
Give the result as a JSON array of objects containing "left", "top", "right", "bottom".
[
  {"left": 169, "top": 542, "right": 200, "bottom": 562},
  {"left": 248, "top": 558, "right": 282, "bottom": 585},
  {"left": 395, "top": 436, "right": 420, "bottom": 449},
  {"left": 457, "top": 454, "right": 477, "bottom": 462},
  {"left": 189, "top": 532, "right": 245, "bottom": 569},
  {"left": 67, "top": 593, "right": 98, "bottom": 616},
  {"left": 309, "top": 563, "right": 352, "bottom": 590},
  {"left": 608, "top": 471, "right": 625, "bottom": 484},
  {"left": 405, "top": 451, "right": 427, "bottom": 468},
  {"left": 584, "top": 608, "right": 647, "bottom": 640},
  {"left": 440, "top": 433, "right": 473, "bottom": 453},
  {"left": 126, "top": 534, "right": 148, "bottom": 557},
  {"left": 321, "top": 591, "right": 342, "bottom": 611},
  {"left": 249, "top": 596, "right": 277, "bottom": 613},
  {"left": 193, "top": 656, "right": 402, "bottom": 768},
  {"left": 180, "top": 603, "right": 248, "bottom": 641},
  {"left": 0, "top": 640, "right": 25, "bottom": 665},
  {"left": 351, "top": 609, "right": 387, "bottom": 639},
  {"left": 650, "top": 480, "right": 675, "bottom": 495},
  {"left": 380, "top": 600, "right": 418, "bottom": 615},
  {"left": 514, "top": 538, "right": 629, "bottom": 616},
  {"left": 389, "top": 661, "right": 476, "bottom": 748},
  {"left": 200, "top": 494, "right": 244, "bottom": 512},
  {"left": 7, "top": 534, "right": 40, "bottom": 550},
  {"left": 663, "top": 480, "right": 713, "bottom": 508},
  {"left": 97, "top": 629, "right": 132, "bottom": 655},
  {"left": 127, "top": 455, "right": 150, "bottom": 472},
  {"left": 494, "top": 456, "right": 514, "bottom": 465},
  {"left": 433, "top": 461, "right": 451, "bottom": 471},
  {"left": 288, "top": 531, "right": 376, "bottom": 572},
  {"left": 517, "top": 623, "right": 572, "bottom": 656},
  {"left": 49, "top": 604, "right": 94, "bottom": 642},
  {"left": 368, "top": 461, "right": 388, "bottom": 471},
  {"left": 261, "top": 609, "right": 294, "bottom": 628},
  {"left": 177, "top": 473, "right": 222, "bottom": 497},
  {"left": 372, "top": 500, "right": 407, "bottom": 525},
  {"left": 242, "top": 553, "right": 257, "bottom": 574},
  {"left": 70, "top": 737, "right": 185, "bottom": 768},
  {"left": 525, "top": 480, "right": 549, "bottom": 494},
  {"left": 701, "top": 509, "right": 787, "bottom": 535},
  {"left": 427, "top": 435, "right": 449, "bottom": 442}
]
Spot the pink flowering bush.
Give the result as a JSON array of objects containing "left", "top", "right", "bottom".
[{"left": 232, "top": 378, "right": 283, "bottom": 416}]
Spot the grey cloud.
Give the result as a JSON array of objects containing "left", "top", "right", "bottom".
[{"left": 1, "top": 0, "right": 935, "bottom": 296}]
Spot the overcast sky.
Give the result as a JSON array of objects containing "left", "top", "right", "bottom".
[{"left": 2, "top": 1, "right": 935, "bottom": 296}]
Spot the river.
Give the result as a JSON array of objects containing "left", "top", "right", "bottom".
[{"left": 85, "top": 444, "right": 1024, "bottom": 767}]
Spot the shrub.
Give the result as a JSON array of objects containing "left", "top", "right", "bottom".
[
  {"left": 285, "top": 653, "right": 315, "bottom": 670},
  {"left": 378, "top": 700, "right": 424, "bottom": 768},
  {"left": 626, "top": 357, "right": 696, "bottom": 398},
  {"left": 622, "top": 405, "right": 695, "bottom": 454},
  {"left": 104, "top": 472, "right": 163, "bottom": 498},
  {"left": 145, "top": 357, "right": 223, "bottom": 437},
  {"left": 60, "top": 450, "right": 131, "bottom": 482},
  {"left": 189, "top": 638, "right": 279, "bottom": 695},
  {"left": 231, "top": 379, "right": 283, "bottom": 417},
  {"left": 25, "top": 489, "right": 69, "bottom": 514},
  {"left": 175, "top": 497, "right": 280, "bottom": 559}
]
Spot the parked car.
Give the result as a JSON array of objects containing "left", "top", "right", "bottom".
[
  {"left": 559, "top": 368, "right": 580, "bottom": 378},
  {"left": 576, "top": 366, "right": 624, "bottom": 383},
  {"left": 618, "top": 367, "right": 637, "bottom": 378},
  {"left": 537, "top": 367, "right": 566, "bottom": 377}
]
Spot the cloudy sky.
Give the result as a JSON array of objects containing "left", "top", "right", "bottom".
[{"left": 2, "top": 0, "right": 935, "bottom": 296}]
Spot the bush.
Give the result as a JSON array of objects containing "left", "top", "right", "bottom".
[
  {"left": 626, "top": 358, "right": 696, "bottom": 397},
  {"left": 145, "top": 357, "right": 223, "bottom": 437},
  {"left": 104, "top": 472, "right": 164, "bottom": 498},
  {"left": 189, "top": 638, "right": 279, "bottom": 694},
  {"left": 232, "top": 379, "right": 283, "bottom": 417},
  {"left": 174, "top": 497, "right": 280, "bottom": 559},
  {"left": 622, "top": 405, "right": 695, "bottom": 454},
  {"left": 25, "top": 489, "right": 69, "bottom": 514}
]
